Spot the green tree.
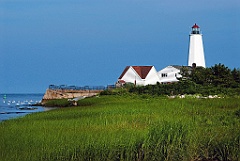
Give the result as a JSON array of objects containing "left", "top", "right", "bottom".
[
  {"left": 231, "top": 68, "right": 240, "bottom": 87},
  {"left": 179, "top": 66, "right": 191, "bottom": 78},
  {"left": 210, "top": 63, "right": 234, "bottom": 87},
  {"left": 191, "top": 67, "right": 212, "bottom": 85}
]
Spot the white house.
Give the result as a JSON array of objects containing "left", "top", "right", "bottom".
[
  {"left": 117, "top": 66, "right": 160, "bottom": 86},
  {"left": 158, "top": 65, "right": 192, "bottom": 83}
]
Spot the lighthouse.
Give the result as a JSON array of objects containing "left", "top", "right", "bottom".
[{"left": 188, "top": 23, "right": 206, "bottom": 68}]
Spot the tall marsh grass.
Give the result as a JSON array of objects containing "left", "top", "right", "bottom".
[{"left": 0, "top": 95, "right": 239, "bottom": 160}]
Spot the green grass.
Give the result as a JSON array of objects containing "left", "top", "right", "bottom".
[
  {"left": 0, "top": 95, "right": 240, "bottom": 161},
  {"left": 44, "top": 99, "right": 72, "bottom": 107}
]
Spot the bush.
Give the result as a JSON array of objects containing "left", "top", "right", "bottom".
[
  {"left": 100, "top": 88, "right": 129, "bottom": 96},
  {"left": 44, "top": 99, "right": 72, "bottom": 107}
]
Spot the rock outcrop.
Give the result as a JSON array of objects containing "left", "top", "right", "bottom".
[{"left": 41, "top": 89, "right": 103, "bottom": 104}]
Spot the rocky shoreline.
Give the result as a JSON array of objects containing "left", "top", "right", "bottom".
[{"left": 40, "top": 89, "right": 103, "bottom": 105}]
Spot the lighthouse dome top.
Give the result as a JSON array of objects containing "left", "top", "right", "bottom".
[
  {"left": 192, "top": 23, "right": 200, "bottom": 28},
  {"left": 191, "top": 23, "right": 201, "bottom": 34}
]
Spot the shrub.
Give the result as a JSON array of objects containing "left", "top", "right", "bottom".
[
  {"left": 100, "top": 88, "right": 129, "bottom": 96},
  {"left": 44, "top": 99, "right": 72, "bottom": 107}
]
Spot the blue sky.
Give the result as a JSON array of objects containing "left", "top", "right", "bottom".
[{"left": 0, "top": 0, "right": 240, "bottom": 93}]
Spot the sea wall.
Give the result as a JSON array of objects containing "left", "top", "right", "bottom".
[{"left": 41, "top": 89, "right": 103, "bottom": 104}]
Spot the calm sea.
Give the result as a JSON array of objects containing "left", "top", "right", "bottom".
[{"left": 0, "top": 94, "right": 46, "bottom": 122}]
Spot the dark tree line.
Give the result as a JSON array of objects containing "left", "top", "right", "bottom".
[{"left": 191, "top": 63, "right": 240, "bottom": 88}]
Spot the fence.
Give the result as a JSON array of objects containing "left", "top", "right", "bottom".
[{"left": 48, "top": 85, "right": 115, "bottom": 91}]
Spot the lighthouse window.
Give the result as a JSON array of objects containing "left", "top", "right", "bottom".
[{"left": 162, "top": 73, "right": 168, "bottom": 77}]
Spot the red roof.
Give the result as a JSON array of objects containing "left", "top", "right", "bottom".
[
  {"left": 132, "top": 66, "right": 153, "bottom": 79},
  {"left": 118, "top": 66, "right": 130, "bottom": 79},
  {"left": 118, "top": 66, "right": 153, "bottom": 79},
  {"left": 192, "top": 23, "right": 200, "bottom": 28}
]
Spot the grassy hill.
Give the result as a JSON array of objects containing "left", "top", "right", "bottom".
[{"left": 0, "top": 95, "right": 240, "bottom": 161}]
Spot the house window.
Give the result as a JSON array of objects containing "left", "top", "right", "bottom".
[{"left": 162, "top": 73, "right": 168, "bottom": 77}]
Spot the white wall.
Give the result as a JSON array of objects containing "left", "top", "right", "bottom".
[
  {"left": 120, "top": 66, "right": 160, "bottom": 86},
  {"left": 188, "top": 34, "right": 206, "bottom": 67},
  {"left": 158, "top": 66, "right": 181, "bottom": 83},
  {"left": 145, "top": 67, "right": 161, "bottom": 85},
  {"left": 120, "top": 67, "right": 147, "bottom": 85}
]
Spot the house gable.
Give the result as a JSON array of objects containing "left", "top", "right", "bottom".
[
  {"left": 118, "top": 66, "right": 142, "bottom": 84},
  {"left": 132, "top": 66, "right": 153, "bottom": 79},
  {"left": 144, "top": 66, "right": 161, "bottom": 85},
  {"left": 118, "top": 66, "right": 160, "bottom": 86},
  {"left": 119, "top": 66, "right": 153, "bottom": 80}
]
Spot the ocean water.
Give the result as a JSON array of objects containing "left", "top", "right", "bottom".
[{"left": 0, "top": 94, "right": 45, "bottom": 122}]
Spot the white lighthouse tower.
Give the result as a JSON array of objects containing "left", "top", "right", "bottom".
[{"left": 188, "top": 23, "right": 206, "bottom": 68}]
